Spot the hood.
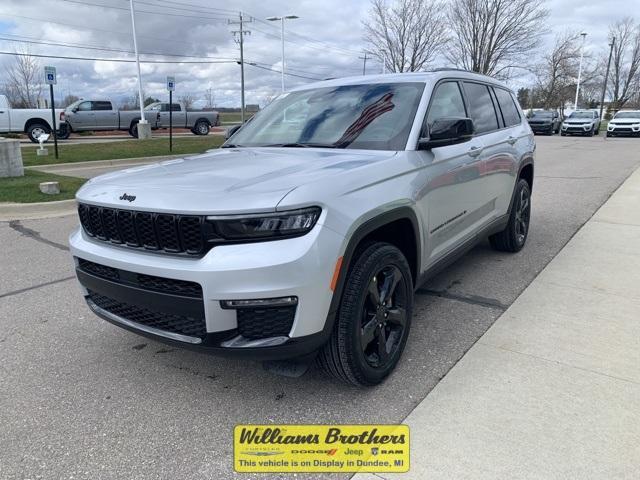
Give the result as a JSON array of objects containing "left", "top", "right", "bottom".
[
  {"left": 610, "top": 117, "right": 640, "bottom": 124},
  {"left": 77, "top": 148, "right": 397, "bottom": 214},
  {"left": 564, "top": 119, "right": 594, "bottom": 124}
]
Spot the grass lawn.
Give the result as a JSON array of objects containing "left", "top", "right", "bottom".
[
  {"left": 0, "top": 170, "right": 86, "bottom": 203},
  {"left": 22, "top": 136, "right": 224, "bottom": 167},
  {"left": 219, "top": 112, "right": 254, "bottom": 124}
]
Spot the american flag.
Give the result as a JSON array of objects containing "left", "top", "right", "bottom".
[{"left": 336, "top": 92, "right": 395, "bottom": 146}]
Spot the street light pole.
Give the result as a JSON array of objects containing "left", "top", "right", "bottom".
[
  {"left": 267, "top": 15, "right": 298, "bottom": 92},
  {"left": 599, "top": 37, "right": 616, "bottom": 122},
  {"left": 574, "top": 32, "right": 587, "bottom": 110},
  {"left": 129, "top": 0, "right": 146, "bottom": 125}
]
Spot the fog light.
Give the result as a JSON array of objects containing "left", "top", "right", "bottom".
[{"left": 220, "top": 296, "right": 298, "bottom": 309}]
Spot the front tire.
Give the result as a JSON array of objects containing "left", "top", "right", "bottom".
[
  {"left": 489, "top": 179, "right": 531, "bottom": 253},
  {"left": 27, "top": 123, "right": 51, "bottom": 143},
  {"left": 318, "top": 242, "right": 413, "bottom": 386}
]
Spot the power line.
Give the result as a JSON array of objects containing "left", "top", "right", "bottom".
[
  {"left": 58, "top": 0, "right": 233, "bottom": 22},
  {"left": 0, "top": 50, "right": 236, "bottom": 64},
  {"left": 0, "top": 34, "right": 236, "bottom": 60}
]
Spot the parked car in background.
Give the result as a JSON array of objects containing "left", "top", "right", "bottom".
[
  {"left": 0, "top": 94, "right": 65, "bottom": 143},
  {"left": 606, "top": 111, "right": 640, "bottom": 137},
  {"left": 527, "top": 110, "right": 561, "bottom": 135},
  {"left": 144, "top": 102, "right": 219, "bottom": 135},
  {"left": 560, "top": 110, "right": 600, "bottom": 136},
  {"left": 70, "top": 70, "right": 535, "bottom": 386},
  {"left": 61, "top": 99, "right": 160, "bottom": 138}
]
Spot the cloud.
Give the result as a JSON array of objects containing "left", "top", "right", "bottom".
[{"left": 0, "top": 0, "right": 636, "bottom": 106}]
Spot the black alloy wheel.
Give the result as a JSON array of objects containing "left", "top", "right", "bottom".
[{"left": 360, "top": 264, "right": 408, "bottom": 368}]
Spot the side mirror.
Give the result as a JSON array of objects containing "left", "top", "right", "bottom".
[
  {"left": 72, "top": 108, "right": 78, "bottom": 113},
  {"left": 418, "top": 117, "right": 474, "bottom": 150},
  {"left": 225, "top": 124, "right": 241, "bottom": 139}
]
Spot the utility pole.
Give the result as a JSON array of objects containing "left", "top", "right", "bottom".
[
  {"left": 574, "top": 32, "right": 588, "bottom": 110},
  {"left": 359, "top": 52, "right": 368, "bottom": 75},
  {"left": 230, "top": 13, "right": 252, "bottom": 124},
  {"left": 599, "top": 36, "right": 616, "bottom": 122}
]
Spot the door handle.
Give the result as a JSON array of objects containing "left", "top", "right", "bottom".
[
  {"left": 507, "top": 135, "right": 517, "bottom": 145},
  {"left": 468, "top": 145, "right": 483, "bottom": 157}
]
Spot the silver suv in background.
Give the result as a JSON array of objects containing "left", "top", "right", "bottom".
[
  {"left": 561, "top": 110, "right": 601, "bottom": 136},
  {"left": 70, "top": 71, "right": 534, "bottom": 386}
]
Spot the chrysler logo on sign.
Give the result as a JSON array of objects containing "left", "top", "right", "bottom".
[{"left": 119, "top": 193, "right": 136, "bottom": 202}]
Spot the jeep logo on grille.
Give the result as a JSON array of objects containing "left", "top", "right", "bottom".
[{"left": 119, "top": 193, "right": 136, "bottom": 202}]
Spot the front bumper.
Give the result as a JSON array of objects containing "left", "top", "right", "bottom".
[
  {"left": 69, "top": 222, "right": 345, "bottom": 360},
  {"left": 561, "top": 124, "right": 594, "bottom": 134},
  {"left": 529, "top": 124, "right": 554, "bottom": 134},
  {"left": 607, "top": 125, "right": 640, "bottom": 136}
]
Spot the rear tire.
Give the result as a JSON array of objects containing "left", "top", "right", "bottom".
[
  {"left": 194, "top": 120, "right": 210, "bottom": 135},
  {"left": 317, "top": 242, "right": 413, "bottom": 386},
  {"left": 129, "top": 122, "right": 138, "bottom": 138},
  {"left": 27, "top": 123, "right": 50, "bottom": 143},
  {"left": 489, "top": 179, "right": 531, "bottom": 253}
]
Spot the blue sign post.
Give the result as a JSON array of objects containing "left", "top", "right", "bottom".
[{"left": 44, "top": 66, "right": 58, "bottom": 159}]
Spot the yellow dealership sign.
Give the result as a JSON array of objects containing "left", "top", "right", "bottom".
[{"left": 234, "top": 424, "right": 410, "bottom": 473}]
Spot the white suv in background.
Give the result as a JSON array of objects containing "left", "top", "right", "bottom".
[
  {"left": 70, "top": 71, "right": 535, "bottom": 386},
  {"left": 607, "top": 110, "right": 640, "bottom": 137}
]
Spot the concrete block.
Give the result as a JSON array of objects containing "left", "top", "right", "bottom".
[
  {"left": 0, "top": 138, "right": 24, "bottom": 177},
  {"left": 37, "top": 148, "right": 49, "bottom": 156},
  {"left": 39, "top": 181, "right": 60, "bottom": 195},
  {"left": 137, "top": 121, "right": 152, "bottom": 139}
]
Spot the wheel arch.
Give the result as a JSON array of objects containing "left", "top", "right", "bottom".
[{"left": 24, "top": 117, "right": 52, "bottom": 133}]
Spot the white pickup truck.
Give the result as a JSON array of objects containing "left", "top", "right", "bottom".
[{"left": 0, "top": 94, "right": 65, "bottom": 143}]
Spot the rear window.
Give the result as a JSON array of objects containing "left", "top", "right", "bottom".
[
  {"left": 462, "top": 82, "right": 499, "bottom": 134},
  {"left": 493, "top": 88, "right": 521, "bottom": 127}
]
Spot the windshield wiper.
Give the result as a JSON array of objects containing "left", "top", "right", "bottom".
[
  {"left": 263, "top": 142, "right": 341, "bottom": 148},
  {"left": 221, "top": 143, "right": 244, "bottom": 148}
]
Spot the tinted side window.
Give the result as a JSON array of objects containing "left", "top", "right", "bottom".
[
  {"left": 426, "top": 82, "right": 466, "bottom": 128},
  {"left": 462, "top": 82, "right": 499, "bottom": 134},
  {"left": 92, "top": 101, "right": 112, "bottom": 111},
  {"left": 494, "top": 88, "right": 521, "bottom": 127},
  {"left": 77, "top": 101, "right": 91, "bottom": 111}
]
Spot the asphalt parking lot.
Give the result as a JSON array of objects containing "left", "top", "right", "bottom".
[{"left": 1, "top": 136, "right": 639, "bottom": 480}]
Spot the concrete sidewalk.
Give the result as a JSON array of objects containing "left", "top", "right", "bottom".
[{"left": 355, "top": 167, "right": 640, "bottom": 480}]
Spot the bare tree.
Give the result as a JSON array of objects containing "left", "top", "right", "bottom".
[
  {"left": 534, "top": 32, "right": 582, "bottom": 110},
  {"left": 4, "top": 50, "right": 43, "bottom": 108},
  {"left": 446, "top": 0, "right": 549, "bottom": 77},
  {"left": 179, "top": 93, "right": 196, "bottom": 110},
  {"left": 62, "top": 94, "right": 80, "bottom": 107},
  {"left": 607, "top": 18, "right": 640, "bottom": 110},
  {"left": 363, "top": 0, "right": 448, "bottom": 73}
]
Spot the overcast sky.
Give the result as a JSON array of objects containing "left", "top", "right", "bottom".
[{"left": 0, "top": 0, "right": 637, "bottom": 108}]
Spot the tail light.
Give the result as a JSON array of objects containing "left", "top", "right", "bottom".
[{"left": 59, "top": 111, "right": 66, "bottom": 121}]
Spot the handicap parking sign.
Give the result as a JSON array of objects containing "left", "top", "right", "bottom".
[
  {"left": 167, "top": 76, "right": 175, "bottom": 91},
  {"left": 44, "top": 66, "right": 57, "bottom": 85}
]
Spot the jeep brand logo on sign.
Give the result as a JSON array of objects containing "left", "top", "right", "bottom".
[{"left": 119, "top": 193, "right": 136, "bottom": 202}]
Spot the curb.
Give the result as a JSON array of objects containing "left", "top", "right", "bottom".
[
  {"left": 24, "top": 154, "right": 187, "bottom": 173},
  {"left": 0, "top": 199, "right": 77, "bottom": 221}
]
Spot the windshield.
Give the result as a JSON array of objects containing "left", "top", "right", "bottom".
[
  {"left": 568, "top": 111, "right": 594, "bottom": 119},
  {"left": 531, "top": 112, "right": 553, "bottom": 118},
  {"left": 614, "top": 111, "right": 640, "bottom": 119},
  {"left": 227, "top": 83, "right": 425, "bottom": 150}
]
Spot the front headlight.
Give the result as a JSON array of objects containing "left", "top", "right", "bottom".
[{"left": 206, "top": 207, "right": 321, "bottom": 241}]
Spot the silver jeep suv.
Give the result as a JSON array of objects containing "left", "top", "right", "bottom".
[{"left": 70, "top": 71, "right": 534, "bottom": 386}]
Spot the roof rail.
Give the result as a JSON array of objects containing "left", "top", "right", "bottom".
[{"left": 430, "top": 67, "right": 477, "bottom": 74}]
